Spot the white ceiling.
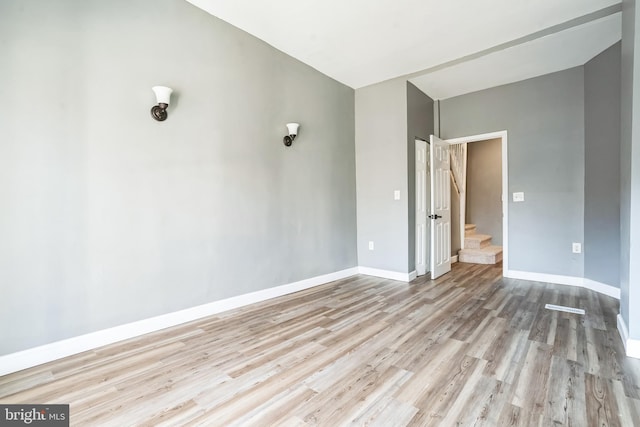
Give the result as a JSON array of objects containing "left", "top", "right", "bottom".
[
  {"left": 186, "top": 0, "right": 622, "bottom": 99},
  {"left": 410, "top": 13, "right": 622, "bottom": 99}
]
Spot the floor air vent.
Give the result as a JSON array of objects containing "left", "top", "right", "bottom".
[{"left": 544, "top": 304, "right": 585, "bottom": 315}]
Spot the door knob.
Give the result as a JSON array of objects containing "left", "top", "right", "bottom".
[{"left": 428, "top": 214, "right": 442, "bottom": 219}]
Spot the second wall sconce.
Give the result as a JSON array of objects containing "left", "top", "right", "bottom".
[
  {"left": 151, "top": 86, "right": 173, "bottom": 121},
  {"left": 283, "top": 123, "right": 300, "bottom": 146}
]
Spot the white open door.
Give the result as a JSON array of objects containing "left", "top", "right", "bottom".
[
  {"left": 415, "top": 139, "right": 428, "bottom": 276},
  {"left": 429, "top": 135, "right": 451, "bottom": 279}
]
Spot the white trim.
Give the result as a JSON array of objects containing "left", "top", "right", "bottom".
[
  {"left": 0, "top": 267, "right": 359, "bottom": 376},
  {"left": 505, "top": 270, "right": 620, "bottom": 299},
  {"left": 358, "top": 267, "right": 415, "bottom": 282},
  {"left": 451, "top": 254, "right": 458, "bottom": 263},
  {"left": 2, "top": 264, "right": 622, "bottom": 376},
  {"left": 444, "top": 130, "right": 508, "bottom": 278},
  {"left": 628, "top": 331, "right": 640, "bottom": 359},
  {"left": 618, "top": 314, "right": 640, "bottom": 359},
  {"left": 618, "top": 313, "right": 629, "bottom": 344},
  {"left": 500, "top": 133, "right": 509, "bottom": 276},
  {"left": 415, "top": 138, "right": 429, "bottom": 277},
  {"left": 505, "top": 270, "right": 583, "bottom": 286},
  {"left": 583, "top": 278, "right": 621, "bottom": 299},
  {"left": 445, "top": 131, "right": 508, "bottom": 145}
]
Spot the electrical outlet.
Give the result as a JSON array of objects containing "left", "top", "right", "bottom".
[
  {"left": 368, "top": 241, "right": 374, "bottom": 250},
  {"left": 572, "top": 242, "right": 582, "bottom": 254},
  {"left": 513, "top": 192, "right": 525, "bottom": 202}
]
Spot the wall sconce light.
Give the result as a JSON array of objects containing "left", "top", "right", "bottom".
[
  {"left": 151, "top": 86, "right": 173, "bottom": 121},
  {"left": 283, "top": 123, "right": 300, "bottom": 146}
]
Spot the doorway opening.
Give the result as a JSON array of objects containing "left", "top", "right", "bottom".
[{"left": 415, "top": 131, "right": 508, "bottom": 279}]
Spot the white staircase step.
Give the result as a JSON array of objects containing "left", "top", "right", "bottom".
[
  {"left": 464, "top": 224, "right": 476, "bottom": 237},
  {"left": 458, "top": 245, "right": 503, "bottom": 265},
  {"left": 464, "top": 234, "right": 492, "bottom": 249}
]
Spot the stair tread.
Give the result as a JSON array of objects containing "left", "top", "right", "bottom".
[
  {"left": 459, "top": 245, "right": 503, "bottom": 255},
  {"left": 464, "top": 224, "right": 477, "bottom": 237},
  {"left": 464, "top": 233, "right": 492, "bottom": 249},
  {"left": 458, "top": 245, "right": 503, "bottom": 265},
  {"left": 465, "top": 234, "right": 492, "bottom": 241}
]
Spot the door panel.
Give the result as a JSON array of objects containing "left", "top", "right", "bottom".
[{"left": 430, "top": 135, "right": 451, "bottom": 279}]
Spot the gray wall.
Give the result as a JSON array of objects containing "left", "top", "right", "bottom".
[
  {"left": 440, "top": 68, "right": 585, "bottom": 277},
  {"left": 621, "top": 0, "right": 640, "bottom": 340},
  {"left": 407, "top": 83, "right": 435, "bottom": 271},
  {"left": 0, "top": 0, "right": 357, "bottom": 355},
  {"left": 355, "top": 78, "right": 408, "bottom": 272},
  {"left": 466, "top": 138, "right": 503, "bottom": 246},
  {"left": 355, "top": 80, "right": 433, "bottom": 274},
  {"left": 584, "top": 43, "right": 621, "bottom": 288}
]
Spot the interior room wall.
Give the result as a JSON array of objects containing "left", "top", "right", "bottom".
[
  {"left": 440, "top": 67, "right": 585, "bottom": 278},
  {"left": 355, "top": 78, "right": 408, "bottom": 273},
  {"left": 355, "top": 80, "right": 434, "bottom": 275},
  {"left": 0, "top": 0, "right": 357, "bottom": 355},
  {"left": 584, "top": 42, "right": 621, "bottom": 289},
  {"left": 620, "top": 0, "right": 640, "bottom": 342},
  {"left": 407, "top": 83, "right": 435, "bottom": 272}
]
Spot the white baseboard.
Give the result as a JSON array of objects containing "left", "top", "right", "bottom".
[
  {"left": 358, "top": 267, "right": 416, "bottom": 282},
  {"left": 505, "top": 270, "right": 583, "bottom": 286},
  {"left": 0, "top": 267, "right": 359, "bottom": 376},
  {"left": 505, "top": 270, "right": 620, "bottom": 299},
  {"left": 617, "top": 314, "right": 640, "bottom": 359},
  {"left": 451, "top": 255, "right": 458, "bottom": 264},
  {"left": 583, "top": 279, "right": 621, "bottom": 299},
  {"left": 2, "top": 265, "right": 625, "bottom": 376}
]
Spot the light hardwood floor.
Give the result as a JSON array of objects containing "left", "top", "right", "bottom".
[{"left": 1, "top": 262, "right": 639, "bottom": 426}]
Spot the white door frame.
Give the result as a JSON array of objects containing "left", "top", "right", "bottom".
[
  {"left": 444, "top": 130, "right": 509, "bottom": 275},
  {"left": 415, "top": 139, "right": 429, "bottom": 276}
]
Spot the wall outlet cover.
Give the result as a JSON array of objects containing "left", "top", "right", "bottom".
[
  {"left": 572, "top": 242, "right": 582, "bottom": 253},
  {"left": 513, "top": 192, "right": 525, "bottom": 202}
]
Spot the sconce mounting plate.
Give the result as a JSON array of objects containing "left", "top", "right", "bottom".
[
  {"left": 151, "top": 103, "right": 168, "bottom": 121},
  {"left": 283, "top": 135, "right": 295, "bottom": 146}
]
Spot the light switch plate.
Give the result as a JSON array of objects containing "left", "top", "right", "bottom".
[
  {"left": 368, "top": 241, "right": 374, "bottom": 250},
  {"left": 513, "top": 192, "right": 525, "bottom": 202},
  {"left": 394, "top": 190, "right": 400, "bottom": 200}
]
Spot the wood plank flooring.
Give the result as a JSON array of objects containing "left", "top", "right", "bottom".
[{"left": 1, "top": 262, "right": 639, "bottom": 426}]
